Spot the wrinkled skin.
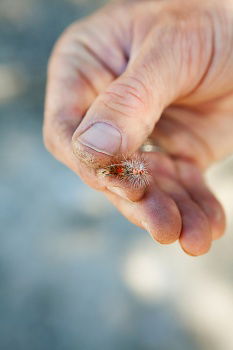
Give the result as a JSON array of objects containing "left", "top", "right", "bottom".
[{"left": 43, "top": 0, "right": 233, "bottom": 256}]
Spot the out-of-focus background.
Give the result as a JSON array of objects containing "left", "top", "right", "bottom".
[{"left": 1, "top": 0, "right": 233, "bottom": 349}]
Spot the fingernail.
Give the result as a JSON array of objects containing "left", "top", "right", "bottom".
[{"left": 77, "top": 122, "right": 122, "bottom": 156}]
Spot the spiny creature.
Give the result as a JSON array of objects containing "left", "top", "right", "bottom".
[{"left": 98, "top": 154, "right": 150, "bottom": 189}]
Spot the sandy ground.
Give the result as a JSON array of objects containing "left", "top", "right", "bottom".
[{"left": 1, "top": 0, "right": 233, "bottom": 349}]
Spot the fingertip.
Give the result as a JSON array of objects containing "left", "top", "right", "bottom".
[
  {"left": 105, "top": 185, "right": 182, "bottom": 245},
  {"left": 203, "top": 200, "right": 226, "bottom": 240},
  {"left": 180, "top": 234, "right": 212, "bottom": 256},
  {"left": 73, "top": 138, "right": 150, "bottom": 202},
  {"left": 175, "top": 159, "right": 226, "bottom": 241},
  {"left": 179, "top": 206, "right": 212, "bottom": 256},
  {"left": 139, "top": 190, "right": 182, "bottom": 245},
  {"left": 180, "top": 243, "right": 211, "bottom": 257}
]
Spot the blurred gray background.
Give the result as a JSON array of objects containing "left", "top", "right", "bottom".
[{"left": 1, "top": 0, "right": 233, "bottom": 349}]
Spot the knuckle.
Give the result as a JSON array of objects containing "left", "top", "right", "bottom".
[
  {"left": 47, "top": 21, "right": 86, "bottom": 74},
  {"left": 102, "top": 77, "right": 150, "bottom": 117}
]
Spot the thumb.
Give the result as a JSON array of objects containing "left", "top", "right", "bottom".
[{"left": 72, "top": 18, "right": 212, "bottom": 163}]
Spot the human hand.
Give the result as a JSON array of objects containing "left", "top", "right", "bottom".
[{"left": 43, "top": 0, "right": 233, "bottom": 256}]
